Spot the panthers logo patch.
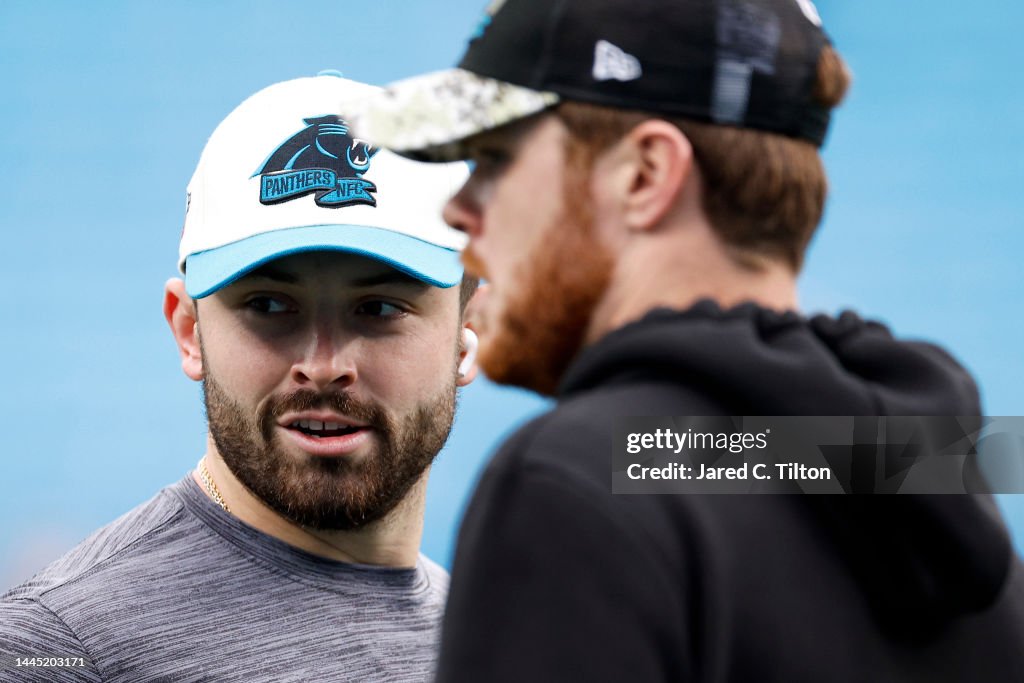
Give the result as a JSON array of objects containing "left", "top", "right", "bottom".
[{"left": 255, "top": 115, "right": 379, "bottom": 208}]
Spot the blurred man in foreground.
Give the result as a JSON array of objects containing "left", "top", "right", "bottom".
[
  {"left": 0, "top": 73, "right": 475, "bottom": 682},
  {"left": 354, "top": 0, "right": 1024, "bottom": 680}
]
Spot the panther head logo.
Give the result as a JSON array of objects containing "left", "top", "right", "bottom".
[{"left": 255, "top": 115, "right": 379, "bottom": 208}]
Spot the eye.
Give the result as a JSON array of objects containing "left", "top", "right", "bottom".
[
  {"left": 245, "top": 295, "right": 295, "bottom": 315},
  {"left": 470, "top": 147, "right": 511, "bottom": 174},
  {"left": 356, "top": 300, "right": 406, "bottom": 318}
]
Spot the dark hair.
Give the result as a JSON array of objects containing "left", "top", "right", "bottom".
[{"left": 458, "top": 273, "right": 479, "bottom": 315}]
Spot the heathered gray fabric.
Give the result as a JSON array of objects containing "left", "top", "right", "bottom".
[{"left": 0, "top": 476, "right": 448, "bottom": 682}]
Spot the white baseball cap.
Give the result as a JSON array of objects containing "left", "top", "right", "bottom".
[{"left": 179, "top": 71, "right": 469, "bottom": 298}]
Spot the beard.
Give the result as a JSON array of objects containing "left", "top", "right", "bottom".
[
  {"left": 463, "top": 165, "right": 614, "bottom": 397},
  {"left": 202, "top": 371, "right": 457, "bottom": 531}
]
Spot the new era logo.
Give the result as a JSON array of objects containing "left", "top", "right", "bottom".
[
  {"left": 592, "top": 40, "right": 642, "bottom": 82},
  {"left": 794, "top": 0, "right": 822, "bottom": 26}
]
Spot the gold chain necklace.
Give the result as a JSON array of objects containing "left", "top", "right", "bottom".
[{"left": 197, "top": 457, "right": 231, "bottom": 514}]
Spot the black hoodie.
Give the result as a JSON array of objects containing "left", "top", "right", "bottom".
[{"left": 436, "top": 302, "right": 1024, "bottom": 683}]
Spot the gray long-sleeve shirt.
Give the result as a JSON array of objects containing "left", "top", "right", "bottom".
[{"left": 0, "top": 476, "right": 448, "bottom": 682}]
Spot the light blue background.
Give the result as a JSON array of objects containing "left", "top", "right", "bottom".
[{"left": 1, "top": 1, "right": 1021, "bottom": 589}]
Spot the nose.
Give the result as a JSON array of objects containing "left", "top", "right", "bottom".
[
  {"left": 289, "top": 319, "right": 357, "bottom": 391},
  {"left": 443, "top": 181, "right": 482, "bottom": 237}
]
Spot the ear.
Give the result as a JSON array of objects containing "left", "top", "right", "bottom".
[
  {"left": 619, "top": 119, "right": 693, "bottom": 232},
  {"left": 456, "top": 326, "right": 479, "bottom": 387},
  {"left": 164, "top": 278, "right": 204, "bottom": 382}
]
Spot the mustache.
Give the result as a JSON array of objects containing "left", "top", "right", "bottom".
[
  {"left": 461, "top": 246, "right": 489, "bottom": 280},
  {"left": 262, "top": 389, "right": 387, "bottom": 432}
]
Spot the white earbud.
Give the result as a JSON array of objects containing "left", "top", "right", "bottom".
[{"left": 458, "top": 328, "right": 479, "bottom": 378}]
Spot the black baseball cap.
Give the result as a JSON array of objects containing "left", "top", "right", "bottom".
[{"left": 351, "top": 0, "right": 836, "bottom": 161}]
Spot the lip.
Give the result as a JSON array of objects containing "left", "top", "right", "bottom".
[
  {"left": 276, "top": 411, "right": 373, "bottom": 458},
  {"left": 279, "top": 425, "right": 372, "bottom": 457}
]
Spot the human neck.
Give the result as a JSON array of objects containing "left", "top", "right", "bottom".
[
  {"left": 586, "top": 222, "right": 799, "bottom": 344},
  {"left": 192, "top": 444, "right": 425, "bottom": 568}
]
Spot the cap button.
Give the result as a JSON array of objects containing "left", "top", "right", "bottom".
[{"left": 317, "top": 69, "right": 345, "bottom": 79}]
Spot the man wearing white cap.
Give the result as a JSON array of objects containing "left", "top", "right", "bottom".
[{"left": 0, "top": 72, "right": 476, "bottom": 682}]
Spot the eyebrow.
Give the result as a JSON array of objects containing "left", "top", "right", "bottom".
[
  {"left": 244, "top": 264, "right": 298, "bottom": 284},
  {"left": 348, "top": 270, "right": 429, "bottom": 290},
  {"left": 242, "top": 264, "right": 428, "bottom": 289}
]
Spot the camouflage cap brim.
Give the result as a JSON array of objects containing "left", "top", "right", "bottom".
[{"left": 347, "top": 68, "right": 559, "bottom": 163}]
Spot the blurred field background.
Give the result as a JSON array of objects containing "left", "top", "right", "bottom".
[{"left": 1, "top": 0, "right": 1021, "bottom": 589}]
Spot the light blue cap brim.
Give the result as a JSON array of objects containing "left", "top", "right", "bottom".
[{"left": 184, "top": 224, "right": 463, "bottom": 298}]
